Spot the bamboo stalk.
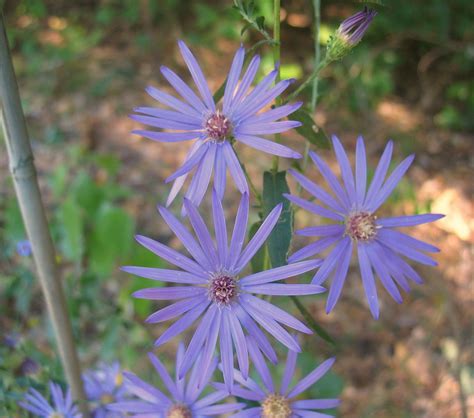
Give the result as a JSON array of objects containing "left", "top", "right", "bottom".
[{"left": 0, "top": 14, "right": 89, "bottom": 416}]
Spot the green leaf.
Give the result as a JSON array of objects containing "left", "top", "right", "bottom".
[
  {"left": 71, "top": 172, "right": 105, "bottom": 217},
  {"left": 291, "top": 296, "right": 336, "bottom": 345},
  {"left": 262, "top": 171, "right": 292, "bottom": 267},
  {"left": 87, "top": 205, "right": 135, "bottom": 277},
  {"left": 249, "top": 221, "right": 270, "bottom": 273},
  {"left": 255, "top": 15, "right": 265, "bottom": 31},
  {"left": 291, "top": 108, "right": 330, "bottom": 148},
  {"left": 58, "top": 197, "right": 84, "bottom": 262}
]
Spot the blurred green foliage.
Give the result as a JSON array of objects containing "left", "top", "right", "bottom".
[{"left": 1, "top": 0, "right": 472, "bottom": 415}]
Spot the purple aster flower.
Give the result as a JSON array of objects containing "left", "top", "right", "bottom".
[
  {"left": 337, "top": 7, "right": 377, "bottom": 46},
  {"left": 83, "top": 362, "right": 127, "bottom": 418},
  {"left": 108, "top": 344, "right": 245, "bottom": 417},
  {"left": 286, "top": 135, "right": 444, "bottom": 319},
  {"left": 19, "top": 381, "right": 81, "bottom": 418},
  {"left": 123, "top": 191, "right": 324, "bottom": 389},
  {"left": 131, "top": 41, "right": 303, "bottom": 208},
  {"left": 17, "top": 239, "right": 32, "bottom": 257},
  {"left": 220, "top": 336, "right": 339, "bottom": 418}
]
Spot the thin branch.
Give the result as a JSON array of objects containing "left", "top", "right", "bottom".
[{"left": 0, "top": 14, "right": 89, "bottom": 416}]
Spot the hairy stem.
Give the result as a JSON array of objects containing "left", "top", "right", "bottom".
[{"left": 271, "top": 0, "right": 281, "bottom": 172}]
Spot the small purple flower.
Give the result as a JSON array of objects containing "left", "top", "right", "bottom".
[
  {"left": 337, "top": 7, "right": 377, "bottom": 46},
  {"left": 131, "top": 41, "right": 302, "bottom": 208},
  {"left": 123, "top": 191, "right": 324, "bottom": 389},
  {"left": 17, "top": 239, "right": 32, "bottom": 257},
  {"left": 21, "top": 357, "right": 40, "bottom": 375},
  {"left": 83, "top": 362, "right": 127, "bottom": 418},
  {"left": 19, "top": 381, "right": 81, "bottom": 418},
  {"left": 108, "top": 344, "right": 245, "bottom": 417},
  {"left": 286, "top": 135, "right": 444, "bottom": 318},
  {"left": 222, "top": 336, "right": 340, "bottom": 418}
]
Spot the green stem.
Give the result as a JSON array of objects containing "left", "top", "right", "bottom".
[
  {"left": 271, "top": 0, "right": 281, "bottom": 172},
  {"left": 298, "top": 0, "right": 321, "bottom": 195},
  {"left": 291, "top": 296, "right": 335, "bottom": 345},
  {"left": 284, "top": 58, "right": 327, "bottom": 104}
]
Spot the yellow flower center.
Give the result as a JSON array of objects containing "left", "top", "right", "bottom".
[
  {"left": 167, "top": 404, "right": 192, "bottom": 418},
  {"left": 261, "top": 394, "right": 292, "bottom": 418}
]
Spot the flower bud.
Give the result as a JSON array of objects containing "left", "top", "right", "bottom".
[{"left": 326, "top": 7, "right": 377, "bottom": 62}]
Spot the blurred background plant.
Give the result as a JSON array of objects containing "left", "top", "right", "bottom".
[{"left": 0, "top": 0, "right": 472, "bottom": 417}]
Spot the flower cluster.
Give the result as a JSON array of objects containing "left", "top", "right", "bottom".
[{"left": 19, "top": 7, "right": 444, "bottom": 418}]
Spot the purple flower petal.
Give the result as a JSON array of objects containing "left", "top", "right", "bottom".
[
  {"left": 284, "top": 193, "right": 344, "bottom": 222},
  {"left": 130, "top": 114, "right": 201, "bottom": 130},
  {"left": 357, "top": 243, "right": 380, "bottom": 319},
  {"left": 363, "top": 140, "right": 393, "bottom": 208},
  {"left": 148, "top": 352, "right": 178, "bottom": 399},
  {"left": 164, "top": 143, "right": 208, "bottom": 183},
  {"left": 367, "top": 154, "right": 415, "bottom": 212},
  {"left": 183, "top": 198, "right": 219, "bottom": 269},
  {"left": 229, "top": 55, "right": 261, "bottom": 110},
  {"left": 288, "top": 169, "right": 345, "bottom": 214},
  {"left": 178, "top": 41, "right": 215, "bottom": 111},
  {"left": 234, "top": 304, "right": 278, "bottom": 364},
  {"left": 355, "top": 135, "right": 367, "bottom": 207},
  {"left": 326, "top": 238, "right": 352, "bottom": 313},
  {"left": 235, "top": 79, "right": 294, "bottom": 122},
  {"left": 331, "top": 135, "right": 356, "bottom": 204},
  {"left": 122, "top": 266, "right": 207, "bottom": 284},
  {"left": 179, "top": 305, "right": 217, "bottom": 378},
  {"left": 160, "top": 65, "right": 206, "bottom": 113},
  {"left": 309, "top": 151, "right": 349, "bottom": 209},
  {"left": 288, "top": 235, "right": 341, "bottom": 263},
  {"left": 134, "top": 106, "right": 201, "bottom": 125},
  {"left": 145, "top": 297, "right": 203, "bottom": 324},
  {"left": 287, "top": 357, "right": 335, "bottom": 398},
  {"left": 367, "top": 243, "right": 403, "bottom": 303},
  {"left": 154, "top": 300, "right": 209, "bottom": 346},
  {"left": 236, "top": 121, "right": 302, "bottom": 135},
  {"left": 133, "top": 286, "right": 205, "bottom": 300},
  {"left": 281, "top": 347, "right": 297, "bottom": 395},
  {"left": 212, "top": 189, "right": 228, "bottom": 267},
  {"left": 228, "top": 311, "right": 249, "bottom": 380},
  {"left": 296, "top": 224, "right": 345, "bottom": 237},
  {"left": 235, "top": 134, "right": 302, "bottom": 158},
  {"left": 247, "top": 336, "right": 275, "bottom": 393},
  {"left": 132, "top": 129, "right": 200, "bottom": 143},
  {"left": 244, "top": 102, "right": 303, "bottom": 124},
  {"left": 158, "top": 205, "right": 211, "bottom": 270},
  {"left": 228, "top": 192, "right": 249, "bottom": 269},
  {"left": 292, "top": 399, "right": 341, "bottom": 409},
  {"left": 146, "top": 85, "right": 203, "bottom": 118},
  {"left": 240, "top": 259, "right": 322, "bottom": 286},
  {"left": 312, "top": 237, "right": 351, "bottom": 285},
  {"left": 136, "top": 235, "right": 207, "bottom": 275},
  {"left": 246, "top": 283, "right": 325, "bottom": 296},
  {"left": 184, "top": 144, "right": 217, "bottom": 207},
  {"left": 223, "top": 46, "right": 245, "bottom": 114},
  {"left": 377, "top": 213, "right": 444, "bottom": 227},
  {"left": 241, "top": 301, "right": 301, "bottom": 352},
  {"left": 166, "top": 140, "right": 204, "bottom": 207},
  {"left": 220, "top": 311, "right": 234, "bottom": 392},
  {"left": 234, "top": 203, "right": 282, "bottom": 271},
  {"left": 241, "top": 294, "right": 312, "bottom": 335},
  {"left": 197, "top": 311, "right": 222, "bottom": 391},
  {"left": 213, "top": 145, "right": 227, "bottom": 200},
  {"left": 223, "top": 141, "right": 249, "bottom": 194},
  {"left": 232, "top": 69, "right": 277, "bottom": 118}
]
